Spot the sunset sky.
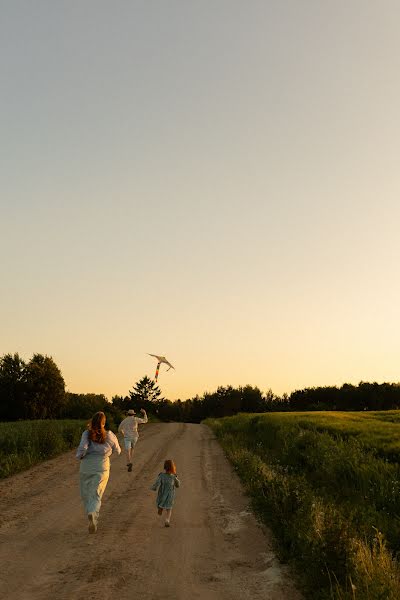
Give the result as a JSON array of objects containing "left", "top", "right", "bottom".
[{"left": 1, "top": 2, "right": 400, "bottom": 401}]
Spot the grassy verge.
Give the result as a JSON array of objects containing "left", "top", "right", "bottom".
[
  {"left": 205, "top": 412, "right": 400, "bottom": 600},
  {"left": 0, "top": 419, "right": 87, "bottom": 478}
]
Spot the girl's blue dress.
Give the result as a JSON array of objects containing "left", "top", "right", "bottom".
[{"left": 151, "top": 472, "right": 180, "bottom": 509}]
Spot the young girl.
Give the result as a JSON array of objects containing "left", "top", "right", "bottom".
[{"left": 151, "top": 460, "right": 180, "bottom": 527}]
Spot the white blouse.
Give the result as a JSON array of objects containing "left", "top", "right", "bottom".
[{"left": 76, "top": 430, "right": 121, "bottom": 459}]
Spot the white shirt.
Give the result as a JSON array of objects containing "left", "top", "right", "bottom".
[
  {"left": 76, "top": 430, "right": 121, "bottom": 459},
  {"left": 118, "top": 413, "right": 148, "bottom": 439}
]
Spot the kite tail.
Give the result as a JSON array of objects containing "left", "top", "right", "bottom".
[{"left": 155, "top": 361, "right": 161, "bottom": 382}]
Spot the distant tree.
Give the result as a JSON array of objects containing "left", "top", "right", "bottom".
[
  {"left": 215, "top": 386, "right": 242, "bottom": 417},
  {"left": 287, "top": 381, "right": 400, "bottom": 412},
  {"left": 63, "top": 393, "right": 108, "bottom": 419},
  {"left": 276, "top": 393, "right": 291, "bottom": 411},
  {"left": 129, "top": 376, "right": 164, "bottom": 413},
  {"left": 0, "top": 353, "right": 27, "bottom": 420},
  {"left": 264, "top": 389, "right": 289, "bottom": 411},
  {"left": 25, "top": 354, "right": 66, "bottom": 419},
  {"left": 111, "top": 395, "right": 131, "bottom": 413},
  {"left": 241, "top": 385, "right": 265, "bottom": 412}
]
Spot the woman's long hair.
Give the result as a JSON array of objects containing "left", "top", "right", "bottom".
[
  {"left": 88, "top": 411, "right": 107, "bottom": 444},
  {"left": 164, "top": 459, "right": 176, "bottom": 474}
]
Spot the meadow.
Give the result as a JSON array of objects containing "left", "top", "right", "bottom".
[
  {"left": 206, "top": 411, "right": 400, "bottom": 600},
  {"left": 0, "top": 419, "right": 86, "bottom": 478}
]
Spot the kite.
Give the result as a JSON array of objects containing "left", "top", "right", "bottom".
[{"left": 148, "top": 354, "right": 175, "bottom": 382}]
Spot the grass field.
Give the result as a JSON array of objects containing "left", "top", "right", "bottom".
[
  {"left": 206, "top": 411, "right": 400, "bottom": 600},
  {"left": 0, "top": 419, "right": 87, "bottom": 478},
  {"left": 274, "top": 410, "right": 400, "bottom": 461}
]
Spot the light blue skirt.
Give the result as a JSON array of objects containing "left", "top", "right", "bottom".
[{"left": 79, "top": 455, "right": 110, "bottom": 518}]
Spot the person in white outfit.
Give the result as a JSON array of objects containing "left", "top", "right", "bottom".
[
  {"left": 118, "top": 408, "right": 148, "bottom": 471},
  {"left": 76, "top": 411, "right": 121, "bottom": 533}
]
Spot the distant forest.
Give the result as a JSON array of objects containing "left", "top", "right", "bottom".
[{"left": 1, "top": 352, "right": 400, "bottom": 423}]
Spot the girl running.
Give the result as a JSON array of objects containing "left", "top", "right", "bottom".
[{"left": 151, "top": 459, "right": 180, "bottom": 527}]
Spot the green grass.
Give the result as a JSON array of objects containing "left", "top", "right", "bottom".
[
  {"left": 272, "top": 411, "right": 400, "bottom": 462},
  {"left": 0, "top": 419, "right": 87, "bottom": 478},
  {"left": 205, "top": 411, "right": 400, "bottom": 600}
]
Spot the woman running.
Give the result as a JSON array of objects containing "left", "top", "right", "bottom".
[{"left": 76, "top": 411, "right": 121, "bottom": 533}]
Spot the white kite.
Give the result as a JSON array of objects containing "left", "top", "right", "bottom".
[{"left": 148, "top": 354, "right": 175, "bottom": 382}]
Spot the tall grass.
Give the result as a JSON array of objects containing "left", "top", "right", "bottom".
[
  {"left": 206, "top": 412, "right": 400, "bottom": 600},
  {"left": 0, "top": 420, "right": 86, "bottom": 478},
  {"left": 275, "top": 411, "right": 400, "bottom": 462}
]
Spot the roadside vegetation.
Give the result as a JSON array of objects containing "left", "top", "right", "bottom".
[
  {"left": 206, "top": 412, "right": 400, "bottom": 600},
  {"left": 0, "top": 419, "right": 86, "bottom": 478}
]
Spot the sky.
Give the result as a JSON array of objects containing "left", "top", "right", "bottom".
[{"left": 1, "top": 1, "right": 400, "bottom": 401}]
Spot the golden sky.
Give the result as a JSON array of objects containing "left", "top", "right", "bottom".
[{"left": 1, "top": 2, "right": 399, "bottom": 400}]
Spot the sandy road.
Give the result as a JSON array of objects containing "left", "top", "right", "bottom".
[{"left": 0, "top": 423, "right": 302, "bottom": 600}]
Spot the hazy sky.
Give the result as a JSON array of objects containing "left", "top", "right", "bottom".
[{"left": 1, "top": 1, "right": 400, "bottom": 401}]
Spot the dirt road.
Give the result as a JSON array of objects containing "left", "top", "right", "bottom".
[{"left": 0, "top": 423, "right": 302, "bottom": 600}]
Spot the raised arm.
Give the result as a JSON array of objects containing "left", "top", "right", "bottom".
[
  {"left": 75, "top": 430, "right": 90, "bottom": 459},
  {"left": 174, "top": 475, "right": 181, "bottom": 488},
  {"left": 137, "top": 409, "right": 148, "bottom": 424}
]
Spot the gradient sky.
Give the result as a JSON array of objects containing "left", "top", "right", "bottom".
[{"left": 1, "top": 2, "right": 400, "bottom": 401}]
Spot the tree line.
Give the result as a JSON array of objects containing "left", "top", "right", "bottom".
[
  {"left": 112, "top": 377, "right": 400, "bottom": 422},
  {"left": 288, "top": 382, "right": 400, "bottom": 412},
  {"left": 0, "top": 353, "right": 122, "bottom": 425},
  {"left": 111, "top": 376, "right": 287, "bottom": 423},
  {"left": 1, "top": 352, "right": 400, "bottom": 423}
]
